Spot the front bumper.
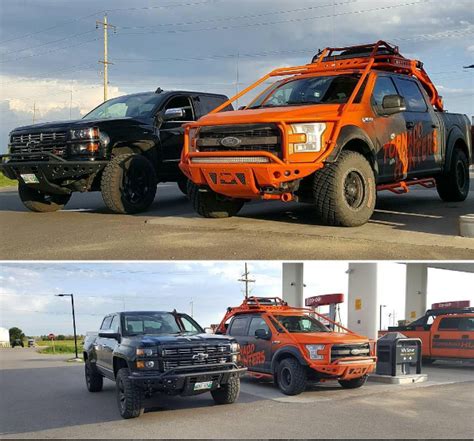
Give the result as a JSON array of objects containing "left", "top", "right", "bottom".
[
  {"left": 180, "top": 151, "right": 324, "bottom": 200},
  {"left": 310, "top": 357, "right": 377, "bottom": 380},
  {"left": 128, "top": 363, "right": 247, "bottom": 396},
  {"left": 0, "top": 153, "right": 108, "bottom": 194}
]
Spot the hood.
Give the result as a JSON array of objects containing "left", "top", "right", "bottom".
[
  {"left": 133, "top": 333, "right": 234, "bottom": 347},
  {"left": 11, "top": 117, "right": 151, "bottom": 134},
  {"left": 195, "top": 104, "right": 342, "bottom": 126},
  {"left": 293, "top": 332, "right": 369, "bottom": 345}
]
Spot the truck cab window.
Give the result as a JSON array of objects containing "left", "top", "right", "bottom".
[
  {"left": 109, "top": 315, "right": 120, "bottom": 333},
  {"left": 393, "top": 78, "right": 427, "bottom": 112},
  {"left": 101, "top": 316, "right": 112, "bottom": 330},
  {"left": 248, "top": 316, "right": 270, "bottom": 337},
  {"left": 180, "top": 315, "right": 201, "bottom": 333},
  {"left": 372, "top": 76, "right": 398, "bottom": 109},
  {"left": 164, "top": 96, "right": 195, "bottom": 121},
  {"left": 228, "top": 316, "right": 250, "bottom": 336},
  {"left": 438, "top": 317, "right": 461, "bottom": 330}
]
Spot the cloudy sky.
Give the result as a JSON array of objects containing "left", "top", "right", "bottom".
[
  {"left": 1, "top": 262, "right": 473, "bottom": 336},
  {"left": 0, "top": 0, "right": 473, "bottom": 152}
]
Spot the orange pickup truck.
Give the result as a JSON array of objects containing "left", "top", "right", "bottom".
[
  {"left": 180, "top": 41, "right": 472, "bottom": 226},
  {"left": 384, "top": 307, "right": 474, "bottom": 363},
  {"left": 216, "top": 297, "right": 376, "bottom": 395}
]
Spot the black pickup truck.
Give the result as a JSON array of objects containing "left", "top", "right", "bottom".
[
  {"left": 0, "top": 89, "right": 231, "bottom": 214},
  {"left": 83, "top": 311, "right": 246, "bottom": 419}
]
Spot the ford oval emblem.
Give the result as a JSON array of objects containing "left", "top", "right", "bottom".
[{"left": 220, "top": 136, "right": 241, "bottom": 147}]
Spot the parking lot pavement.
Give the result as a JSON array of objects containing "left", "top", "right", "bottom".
[
  {"left": 1, "top": 348, "right": 473, "bottom": 439},
  {"left": 0, "top": 171, "right": 473, "bottom": 260}
]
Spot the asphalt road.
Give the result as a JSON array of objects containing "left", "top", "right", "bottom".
[
  {"left": 0, "top": 172, "right": 473, "bottom": 260},
  {"left": 1, "top": 348, "right": 473, "bottom": 439}
]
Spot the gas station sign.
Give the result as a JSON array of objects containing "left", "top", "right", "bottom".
[{"left": 432, "top": 300, "right": 470, "bottom": 309}]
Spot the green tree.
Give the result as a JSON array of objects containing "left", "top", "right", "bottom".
[
  {"left": 9, "top": 327, "right": 25, "bottom": 342},
  {"left": 57, "top": 335, "right": 66, "bottom": 341}
]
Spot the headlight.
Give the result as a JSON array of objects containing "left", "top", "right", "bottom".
[
  {"left": 289, "top": 122, "right": 326, "bottom": 152},
  {"left": 136, "top": 348, "right": 154, "bottom": 357},
  {"left": 188, "top": 127, "right": 200, "bottom": 152},
  {"left": 70, "top": 127, "right": 99, "bottom": 140},
  {"left": 230, "top": 342, "right": 240, "bottom": 353},
  {"left": 99, "top": 131, "right": 110, "bottom": 147},
  {"left": 306, "top": 344, "right": 325, "bottom": 360}
]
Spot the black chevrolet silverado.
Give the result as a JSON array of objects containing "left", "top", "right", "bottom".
[
  {"left": 83, "top": 311, "right": 246, "bottom": 419},
  {"left": 0, "top": 89, "right": 231, "bottom": 213}
]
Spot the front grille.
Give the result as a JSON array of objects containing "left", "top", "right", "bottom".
[
  {"left": 10, "top": 131, "right": 68, "bottom": 160},
  {"left": 331, "top": 343, "right": 370, "bottom": 362},
  {"left": 161, "top": 344, "right": 231, "bottom": 371},
  {"left": 196, "top": 124, "right": 282, "bottom": 158}
]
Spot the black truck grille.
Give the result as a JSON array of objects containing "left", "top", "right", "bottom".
[
  {"left": 331, "top": 343, "right": 370, "bottom": 362},
  {"left": 161, "top": 344, "right": 231, "bottom": 371},
  {"left": 196, "top": 124, "right": 282, "bottom": 158},
  {"left": 10, "top": 131, "right": 68, "bottom": 159}
]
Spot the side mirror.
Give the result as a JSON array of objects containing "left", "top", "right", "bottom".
[
  {"left": 163, "top": 107, "right": 185, "bottom": 120},
  {"left": 381, "top": 94, "right": 406, "bottom": 115},
  {"left": 255, "top": 328, "right": 271, "bottom": 340},
  {"left": 99, "top": 331, "right": 121, "bottom": 340}
]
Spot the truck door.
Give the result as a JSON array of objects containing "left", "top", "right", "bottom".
[
  {"left": 96, "top": 315, "right": 112, "bottom": 369},
  {"left": 100, "top": 314, "right": 120, "bottom": 372},
  {"left": 431, "top": 316, "right": 474, "bottom": 359},
  {"left": 246, "top": 315, "right": 273, "bottom": 373},
  {"left": 392, "top": 76, "right": 441, "bottom": 177},
  {"left": 371, "top": 75, "right": 408, "bottom": 182},
  {"left": 158, "top": 95, "right": 197, "bottom": 177},
  {"left": 227, "top": 315, "right": 252, "bottom": 368}
]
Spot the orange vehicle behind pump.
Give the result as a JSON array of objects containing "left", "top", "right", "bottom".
[
  {"left": 180, "top": 41, "right": 472, "bottom": 227},
  {"left": 216, "top": 297, "right": 376, "bottom": 395},
  {"left": 381, "top": 307, "right": 474, "bottom": 363}
]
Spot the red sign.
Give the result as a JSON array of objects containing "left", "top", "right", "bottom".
[
  {"left": 48, "top": 333, "right": 55, "bottom": 340},
  {"left": 432, "top": 300, "right": 470, "bottom": 309},
  {"left": 305, "top": 293, "right": 345, "bottom": 307}
]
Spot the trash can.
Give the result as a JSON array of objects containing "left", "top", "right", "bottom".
[{"left": 376, "top": 332, "right": 422, "bottom": 376}]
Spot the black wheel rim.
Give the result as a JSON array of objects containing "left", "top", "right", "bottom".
[
  {"left": 118, "top": 377, "right": 126, "bottom": 412},
  {"left": 122, "top": 160, "right": 149, "bottom": 205},
  {"left": 281, "top": 367, "right": 292, "bottom": 388},
  {"left": 456, "top": 160, "right": 467, "bottom": 190},
  {"left": 344, "top": 171, "right": 365, "bottom": 209}
]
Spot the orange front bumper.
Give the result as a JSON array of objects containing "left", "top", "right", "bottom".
[
  {"left": 310, "top": 357, "right": 377, "bottom": 380},
  {"left": 180, "top": 152, "right": 323, "bottom": 199}
]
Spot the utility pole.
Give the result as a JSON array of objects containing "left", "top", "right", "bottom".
[
  {"left": 55, "top": 294, "right": 79, "bottom": 360},
  {"left": 32, "top": 102, "right": 37, "bottom": 124},
  {"left": 190, "top": 299, "right": 194, "bottom": 318},
  {"left": 379, "top": 304, "right": 387, "bottom": 331},
  {"left": 238, "top": 262, "right": 255, "bottom": 299},
  {"left": 96, "top": 14, "right": 116, "bottom": 102}
]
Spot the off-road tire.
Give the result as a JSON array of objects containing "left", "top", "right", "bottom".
[
  {"left": 338, "top": 375, "right": 368, "bottom": 389},
  {"left": 436, "top": 148, "right": 469, "bottom": 202},
  {"left": 18, "top": 183, "right": 71, "bottom": 213},
  {"left": 312, "top": 151, "right": 376, "bottom": 227},
  {"left": 101, "top": 153, "right": 157, "bottom": 214},
  {"left": 276, "top": 358, "right": 307, "bottom": 396},
  {"left": 211, "top": 376, "right": 240, "bottom": 404},
  {"left": 116, "top": 367, "right": 144, "bottom": 419},
  {"left": 177, "top": 178, "right": 189, "bottom": 196},
  {"left": 85, "top": 360, "right": 103, "bottom": 392},
  {"left": 188, "top": 181, "right": 244, "bottom": 218}
]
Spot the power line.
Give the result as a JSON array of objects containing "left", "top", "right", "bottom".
[
  {"left": 105, "top": 0, "right": 221, "bottom": 14},
  {"left": 117, "top": 1, "right": 357, "bottom": 30},
  {"left": 118, "top": 1, "right": 429, "bottom": 35}
]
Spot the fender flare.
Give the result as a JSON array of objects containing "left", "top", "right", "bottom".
[
  {"left": 112, "top": 355, "right": 131, "bottom": 377},
  {"left": 271, "top": 346, "right": 308, "bottom": 373},
  {"left": 325, "top": 125, "right": 379, "bottom": 175},
  {"left": 443, "top": 126, "right": 470, "bottom": 173}
]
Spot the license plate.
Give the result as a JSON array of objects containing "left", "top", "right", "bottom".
[
  {"left": 20, "top": 174, "right": 39, "bottom": 184},
  {"left": 193, "top": 380, "right": 213, "bottom": 391}
]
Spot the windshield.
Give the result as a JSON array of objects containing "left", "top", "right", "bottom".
[
  {"left": 249, "top": 75, "right": 361, "bottom": 108},
  {"left": 274, "top": 314, "right": 329, "bottom": 333},
  {"left": 123, "top": 313, "right": 203, "bottom": 335},
  {"left": 83, "top": 94, "right": 162, "bottom": 120}
]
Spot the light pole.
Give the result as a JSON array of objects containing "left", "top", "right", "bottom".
[
  {"left": 379, "top": 304, "right": 387, "bottom": 331},
  {"left": 56, "top": 294, "right": 78, "bottom": 360}
]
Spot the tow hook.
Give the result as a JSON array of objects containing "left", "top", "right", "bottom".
[{"left": 281, "top": 193, "right": 293, "bottom": 202}]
